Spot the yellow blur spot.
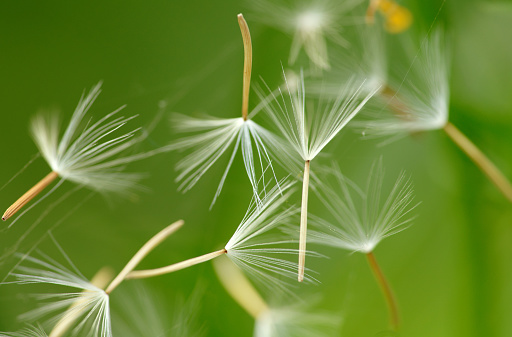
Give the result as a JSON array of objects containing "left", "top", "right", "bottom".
[
  {"left": 384, "top": 6, "right": 413, "bottom": 33},
  {"left": 366, "top": 0, "right": 413, "bottom": 34}
]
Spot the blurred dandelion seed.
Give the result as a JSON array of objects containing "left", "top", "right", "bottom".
[
  {"left": 305, "top": 159, "right": 417, "bottom": 330},
  {"left": 357, "top": 29, "right": 512, "bottom": 203},
  {"left": 260, "top": 69, "right": 378, "bottom": 282},
  {"left": 249, "top": 0, "right": 364, "bottom": 71},
  {"left": 214, "top": 257, "right": 339, "bottom": 337}
]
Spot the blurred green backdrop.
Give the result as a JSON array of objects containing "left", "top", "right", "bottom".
[{"left": 1, "top": 0, "right": 512, "bottom": 336}]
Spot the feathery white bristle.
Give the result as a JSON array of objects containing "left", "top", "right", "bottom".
[
  {"left": 0, "top": 325, "right": 49, "bottom": 337},
  {"left": 7, "top": 249, "right": 112, "bottom": 337},
  {"left": 170, "top": 114, "right": 290, "bottom": 207},
  {"left": 249, "top": 0, "right": 364, "bottom": 70},
  {"left": 225, "top": 180, "right": 319, "bottom": 295},
  {"left": 30, "top": 82, "right": 147, "bottom": 194},
  {"left": 306, "top": 159, "right": 417, "bottom": 253},
  {"left": 355, "top": 29, "right": 449, "bottom": 138},
  {"left": 259, "top": 70, "right": 378, "bottom": 161}
]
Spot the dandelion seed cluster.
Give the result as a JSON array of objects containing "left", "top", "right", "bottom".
[{"left": 1, "top": 1, "right": 512, "bottom": 336}]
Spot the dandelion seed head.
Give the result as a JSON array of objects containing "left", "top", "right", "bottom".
[
  {"left": 258, "top": 70, "right": 378, "bottom": 162},
  {"left": 307, "top": 159, "right": 418, "bottom": 253},
  {"left": 249, "top": 0, "right": 363, "bottom": 70},
  {"left": 6, "top": 248, "right": 113, "bottom": 337},
  {"left": 170, "top": 113, "right": 293, "bottom": 207},
  {"left": 223, "top": 180, "right": 319, "bottom": 295},
  {"left": 354, "top": 28, "right": 450, "bottom": 139},
  {"left": 30, "top": 82, "right": 145, "bottom": 194},
  {"left": 296, "top": 10, "right": 325, "bottom": 33}
]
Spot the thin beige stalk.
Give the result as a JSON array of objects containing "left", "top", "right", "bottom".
[
  {"left": 2, "top": 171, "right": 59, "bottom": 221},
  {"left": 238, "top": 14, "right": 252, "bottom": 121},
  {"left": 365, "top": 0, "right": 380, "bottom": 24},
  {"left": 126, "top": 249, "right": 227, "bottom": 280},
  {"left": 213, "top": 256, "right": 268, "bottom": 319},
  {"left": 444, "top": 122, "right": 512, "bottom": 203},
  {"left": 298, "top": 160, "right": 310, "bottom": 282},
  {"left": 49, "top": 267, "right": 115, "bottom": 337},
  {"left": 105, "top": 220, "right": 184, "bottom": 294},
  {"left": 366, "top": 252, "right": 400, "bottom": 331}
]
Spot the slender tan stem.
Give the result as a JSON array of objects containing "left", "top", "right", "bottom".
[
  {"left": 366, "top": 252, "right": 400, "bottom": 331},
  {"left": 238, "top": 14, "right": 252, "bottom": 121},
  {"left": 213, "top": 256, "right": 268, "bottom": 319},
  {"left": 49, "top": 267, "right": 115, "bottom": 337},
  {"left": 105, "top": 220, "right": 184, "bottom": 294},
  {"left": 126, "top": 249, "right": 227, "bottom": 280},
  {"left": 444, "top": 122, "right": 512, "bottom": 203},
  {"left": 365, "top": 0, "right": 380, "bottom": 24},
  {"left": 2, "top": 171, "right": 59, "bottom": 221},
  {"left": 298, "top": 160, "right": 310, "bottom": 282}
]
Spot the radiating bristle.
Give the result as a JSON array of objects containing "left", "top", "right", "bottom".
[
  {"left": 305, "top": 158, "right": 417, "bottom": 253},
  {"left": 169, "top": 114, "right": 291, "bottom": 208},
  {"left": 353, "top": 28, "right": 449, "bottom": 139},
  {"left": 248, "top": 0, "right": 364, "bottom": 71},
  {"left": 0, "top": 325, "right": 49, "bottom": 337},
  {"left": 29, "top": 82, "right": 148, "bottom": 194},
  {"left": 6, "top": 245, "right": 112, "bottom": 337}
]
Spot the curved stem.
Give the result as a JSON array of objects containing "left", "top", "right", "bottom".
[
  {"left": 366, "top": 252, "right": 400, "bottom": 331},
  {"left": 238, "top": 14, "right": 252, "bottom": 121},
  {"left": 2, "top": 171, "right": 59, "bottom": 221},
  {"left": 105, "top": 220, "right": 184, "bottom": 294},
  {"left": 126, "top": 249, "right": 227, "bottom": 280},
  {"left": 298, "top": 160, "right": 310, "bottom": 282},
  {"left": 444, "top": 122, "right": 512, "bottom": 203}
]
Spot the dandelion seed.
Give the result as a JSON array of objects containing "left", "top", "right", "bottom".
[
  {"left": 259, "top": 69, "right": 378, "bottom": 282},
  {"left": 48, "top": 266, "right": 115, "bottom": 337},
  {"left": 356, "top": 29, "right": 512, "bottom": 203},
  {"left": 7, "top": 250, "right": 113, "bottom": 337},
  {"left": 249, "top": 0, "right": 363, "bottom": 71},
  {"left": 214, "top": 257, "right": 338, "bottom": 337},
  {"left": 356, "top": 30, "right": 449, "bottom": 138},
  {"left": 126, "top": 180, "right": 316, "bottom": 295},
  {"left": 4, "top": 221, "right": 184, "bottom": 337},
  {"left": 308, "top": 159, "right": 416, "bottom": 253},
  {"left": 303, "top": 159, "right": 417, "bottom": 330},
  {"left": 3, "top": 82, "right": 150, "bottom": 222},
  {"left": 170, "top": 14, "right": 292, "bottom": 208}
]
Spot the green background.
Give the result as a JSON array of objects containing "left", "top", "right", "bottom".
[{"left": 1, "top": 0, "right": 512, "bottom": 336}]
